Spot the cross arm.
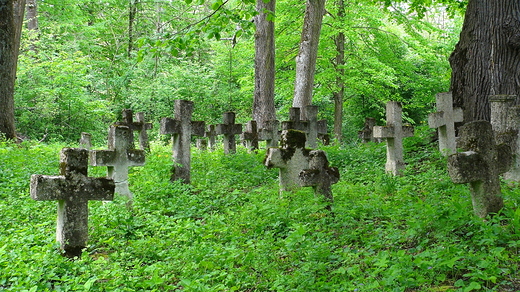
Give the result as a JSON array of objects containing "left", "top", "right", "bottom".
[
  {"left": 90, "top": 150, "right": 116, "bottom": 167},
  {"left": 372, "top": 126, "right": 394, "bottom": 139},
  {"left": 127, "top": 149, "right": 146, "bottom": 166},
  {"left": 160, "top": 118, "right": 181, "bottom": 135},
  {"left": 191, "top": 121, "right": 206, "bottom": 137},
  {"left": 30, "top": 175, "right": 68, "bottom": 201},
  {"left": 447, "top": 151, "right": 486, "bottom": 184}
]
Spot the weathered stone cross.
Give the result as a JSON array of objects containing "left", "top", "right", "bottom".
[
  {"left": 205, "top": 124, "right": 218, "bottom": 151},
  {"left": 358, "top": 117, "right": 378, "bottom": 143},
  {"left": 282, "top": 107, "right": 309, "bottom": 135},
  {"left": 299, "top": 150, "right": 340, "bottom": 208},
  {"left": 216, "top": 112, "right": 243, "bottom": 154},
  {"left": 373, "top": 101, "right": 414, "bottom": 176},
  {"left": 258, "top": 120, "right": 280, "bottom": 148},
  {"left": 116, "top": 109, "right": 153, "bottom": 152},
  {"left": 265, "top": 130, "right": 311, "bottom": 192},
  {"left": 79, "top": 132, "right": 92, "bottom": 150},
  {"left": 428, "top": 92, "right": 463, "bottom": 155},
  {"left": 90, "top": 125, "right": 145, "bottom": 199},
  {"left": 448, "top": 121, "right": 511, "bottom": 218},
  {"left": 241, "top": 120, "right": 259, "bottom": 152},
  {"left": 160, "top": 100, "right": 205, "bottom": 183},
  {"left": 30, "top": 148, "right": 115, "bottom": 258}
]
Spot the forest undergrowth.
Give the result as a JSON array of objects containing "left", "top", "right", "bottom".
[{"left": 1, "top": 127, "right": 519, "bottom": 291}]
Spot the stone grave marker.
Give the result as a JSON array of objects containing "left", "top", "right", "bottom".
[
  {"left": 160, "top": 100, "right": 205, "bottom": 183},
  {"left": 490, "top": 95, "right": 520, "bottom": 181},
  {"left": 317, "top": 119, "right": 330, "bottom": 145},
  {"left": 304, "top": 105, "right": 319, "bottom": 148},
  {"left": 116, "top": 109, "right": 153, "bottom": 152},
  {"left": 373, "top": 101, "right": 414, "bottom": 176},
  {"left": 282, "top": 107, "right": 309, "bottom": 134},
  {"left": 428, "top": 92, "right": 463, "bottom": 155},
  {"left": 265, "top": 129, "right": 311, "bottom": 192},
  {"left": 358, "top": 117, "right": 379, "bottom": 143},
  {"left": 216, "top": 112, "right": 243, "bottom": 154},
  {"left": 258, "top": 120, "right": 280, "bottom": 148},
  {"left": 90, "top": 125, "right": 145, "bottom": 199},
  {"left": 205, "top": 124, "right": 217, "bottom": 151},
  {"left": 79, "top": 132, "right": 92, "bottom": 150},
  {"left": 30, "top": 148, "right": 115, "bottom": 257},
  {"left": 299, "top": 150, "right": 340, "bottom": 208},
  {"left": 447, "top": 121, "right": 511, "bottom": 218},
  {"left": 241, "top": 120, "right": 259, "bottom": 152}
]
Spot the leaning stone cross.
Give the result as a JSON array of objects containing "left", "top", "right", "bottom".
[
  {"left": 30, "top": 148, "right": 115, "bottom": 258},
  {"left": 90, "top": 125, "right": 145, "bottom": 199},
  {"left": 116, "top": 109, "right": 153, "bottom": 152},
  {"left": 428, "top": 92, "right": 463, "bottom": 155},
  {"left": 299, "top": 150, "right": 340, "bottom": 208},
  {"left": 160, "top": 100, "right": 205, "bottom": 183},
  {"left": 447, "top": 121, "right": 511, "bottom": 218},
  {"left": 216, "top": 112, "right": 243, "bottom": 154},
  {"left": 265, "top": 130, "right": 311, "bottom": 192},
  {"left": 373, "top": 101, "right": 414, "bottom": 175}
]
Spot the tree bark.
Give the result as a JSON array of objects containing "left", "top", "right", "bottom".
[
  {"left": 253, "top": 0, "right": 276, "bottom": 129},
  {"left": 292, "top": 0, "right": 326, "bottom": 119},
  {"left": 332, "top": 0, "right": 345, "bottom": 143},
  {"left": 128, "top": 0, "right": 138, "bottom": 58},
  {"left": 26, "top": 0, "right": 37, "bottom": 30},
  {"left": 449, "top": 0, "right": 520, "bottom": 122},
  {"left": 0, "top": 0, "right": 26, "bottom": 140}
]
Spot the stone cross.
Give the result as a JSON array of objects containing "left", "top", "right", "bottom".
[
  {"left": 116, "top": 109, "right": 153, "bottom": 152},
  {"left": 216, "top": 112, "right": 243, "bottom": 154},
  {"left": 373, "top": 101, "right": 414, "bottom": 176},
  {"left": 90, "top": 125, "right": 145, "bottom": 199},
  {"left": 79, "top": 132, "right": 92, "bottom": 150},
  {"left": 490, "top": 95, "right": 520, "bottom": 181},
  {"left": 30, "top": 148, "right": 114, "bottom": 258},
  {"left": 241, "top": 120, "right": 259, "bottom": 152},
  {"left": 448, "top": 121, "right": 511, "bottom": 218},
  {"left": 299, "top": 150, "right": 340, "bottom": 208},
  {"left": 428, "top": 92, "right": 463, "bottom": 155},
  {"left": 258, "top": 120, "right": 280, "bottom": 148},
  {"left": 282, "top": 107, "right": 309, "bottom": 134},
  {"left": 317, "top": 119, "right": 330, "bottom": 145},
  {"left": 304, "top": 105, "right": 319, "bottom": 148},
  {"left": 265, "top": 130, "right": 311, "bottom": 192},
  {"left": 160, "top": 100, "right": 205, "bottom": 183},
  {"left": 358, "top": 117, "right": 378, "bottom": 143},
  {"left": 205, "top": 125, "right": 217, "bottom": 151}
]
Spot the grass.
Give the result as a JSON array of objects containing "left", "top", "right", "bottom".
[{"left": 0, "top": 127, "right": 519, "bottom": 291}]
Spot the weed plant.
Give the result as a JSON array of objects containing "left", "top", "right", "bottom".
[{"left": 0, "top": 128, "right": 519, "bottom": 291}]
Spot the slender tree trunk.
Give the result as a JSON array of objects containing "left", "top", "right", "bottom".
[
  {"left": 332, "top": 0, "right": 345, "bottom": 143},
  {"left": 449, "top": 0, "right": 520, "bottom": 122},
  {"left": 292, "top": 0, "right": 326, "bottom": 119},
  {"left": 0, "top": 0, "right": 25, "bottom": 140},
  {"left": 128, "top": 0, "right": 138, "bottom": 58},
  {"left": 26, "top": 0, "right": 37, "bottom": 30},
  {"left": 253, "top": 0, "right": 276, "bottom": 129}
]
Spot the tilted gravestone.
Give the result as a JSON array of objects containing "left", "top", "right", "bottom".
[
  {"left": 79, "top": 132, "right": 92, "bottom": 150},
  {"left": 265, "top": 130, "right": 311, "bottom": 192},
  {"left": 241, "top": 120, "right": 259, "bottom": 152},
  {"left": 447, "top": 121, "right": 512, "bottom": 218},
  {"left": 373, "top": 101, "right": 414, "bottom": 176},
  {"left": 216, "top": 112, "right": 243, "bottom": 154},
  {"left": 30, "top": 148, "right": 115, "bottom": 257},
  {"left": 258, "top": 120, "right": 280, "bottom": 148},
  {"left": 428, "top": 92, "right": 463, "bottom": 156},
  {"left": 358, "top": 117, "right": 378, "bottom": 143},
  {"left": 490, "top": 95, "right": 520, "bottom": 181},
  {"left": 160, "top": 100, "right": 205, "bottom": 183},
  {"left": 116, "top": 109, "right": 153, "bottom": 152},
  {"left": 90, "top": 125, "right": 145, "bottom": 199},
  {"left": 299, "top": 150, "right": 340, "bottom": 208}
]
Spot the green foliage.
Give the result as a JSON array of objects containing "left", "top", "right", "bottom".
[{"left": 1, "top": 128, "right": 520, "bottom": 291}]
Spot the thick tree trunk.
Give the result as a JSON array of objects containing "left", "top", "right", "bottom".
[
  {"left": 332, "top": 0, "right": 345, "bottom": 143},
  {"left": 292, "top": 0, "right": 326, "bottom": 119},
  {"left": 0, "top": 0, "right": 25, "bottom": 140},
  {"left": 253, "top": 0, "right": 276, "bottom": 129},
  {"left": 449, "top": 0, "right": 520, "bottom": 122}
]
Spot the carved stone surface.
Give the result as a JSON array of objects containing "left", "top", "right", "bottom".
[
  {"left": 428, "top": 92, "right": 463, "bottom": 155},
  {"left": 216, "top": 112, "right": 243, "bottom": 154},
  {"left": 299, "top": 150, "right": 340, "bottom": 207}
]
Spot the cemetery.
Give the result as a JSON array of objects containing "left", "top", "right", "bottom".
[{"left": 3, "top": 1, "right": 520, "bottom": 291}]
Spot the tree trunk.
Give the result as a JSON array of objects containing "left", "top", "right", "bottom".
[
  {"left": 0, "top": 0, "right": 26, "bottom": 140},
  {"left": 332, "top": 0, "right": 345, "bottom": 144},
  {"left": 292, "top": 0, "right": 326, "bottom": 119},
  {"left": 253, "top": 0, "right": 276, "bottom": 129},
  {"left": 128, "top": 0, "right": 138, "bottom": 58},
  {"left": 26, "top": 0, "right": 37, "bottom": 30},
  {"left": 449, "top": 0, "right": 520, "bottom": 122}
]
